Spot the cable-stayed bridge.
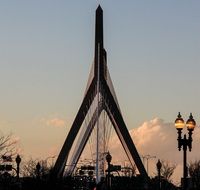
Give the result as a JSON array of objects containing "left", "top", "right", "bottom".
[{"left": 51, "top": 5, "right": 149, "bottom": 184}]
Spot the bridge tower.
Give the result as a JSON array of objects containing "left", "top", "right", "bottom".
[{"left": 52, "top": 5, "right": 148, "bottom": 183}]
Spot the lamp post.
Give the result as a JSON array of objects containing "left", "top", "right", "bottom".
[
  {"left": 156, "top": 159, "right": 162, "bottom": 190},
  {"left": 15, "top": 154, "right": 21, "bottom": 180},
  {"left": 36, "top": 162, "right": 41, "bottom": 179},
  {"left": 106, "top": 152, "right": 112, "bottom": 190},
  {"left": 175, "top": 112, "right": 196, "bottom": 190}
]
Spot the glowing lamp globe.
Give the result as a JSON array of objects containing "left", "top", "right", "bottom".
[
  {"left": 186, "top": 113, "right": 196, "bottom": 131},
  {"left": 175, "top": 112, "right": 185, "bottom": 129}
]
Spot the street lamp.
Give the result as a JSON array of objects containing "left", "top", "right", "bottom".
[
  {"left": 36, "top": 162, "right": 41, "bottom": 179},
  {"left": 156, "top": 159, "right": 162, "bottom": 190},
  {"left": 15, "top": 154, "right": 21, "bottom": 180},
  {"left": 106, "top": 152, "right": 112, "bottom": 190},
  {"left": 175, "top": 112, "right": 196, "bottom": 190}
]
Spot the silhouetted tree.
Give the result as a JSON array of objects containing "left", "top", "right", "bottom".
[
  {"left": 21, "top": 158, "right": 38, "bottom": 177},
  {"left": 21, "top": 158, "right": 53, "bottom": 179},
  {"left": 160, "top": 160, "right": 176, "bottom": 182},
  {"left": 0, "top": 133, "right": 19, "bottom": 157},
  {"left": 151, "top": 160, "right": 177, "bottom": 190},
  {"left": 0, "top": 133, "right": 19, "bottom": 179},
  {"left": 189, "top": 160, "right": 200, "bottom": 189}
]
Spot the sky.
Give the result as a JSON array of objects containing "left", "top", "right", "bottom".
[{"left": 0, "top": 0, "right": 200, "bottom": 183}]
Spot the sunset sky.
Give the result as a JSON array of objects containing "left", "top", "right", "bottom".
[{"left": 0, "top": 0, "right": 200, "bottom": 182}]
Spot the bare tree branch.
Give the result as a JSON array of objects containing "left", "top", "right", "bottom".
[{"left": 0, "top": 133, "right": 19, "bottom": 161}]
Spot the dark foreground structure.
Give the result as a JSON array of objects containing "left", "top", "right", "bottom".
[{"left": 0, "top": 174, "right": 178, "bottom": 190}]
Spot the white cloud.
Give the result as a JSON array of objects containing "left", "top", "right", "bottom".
[
  {"left": 130, "top": 118, "right": 179, "bottom": 161},
  {"left": 41, "top": 117, "right": 66, "bottom": 128},
  {"left": 46, "top": 118, "right": 66, "bottom": 128}
]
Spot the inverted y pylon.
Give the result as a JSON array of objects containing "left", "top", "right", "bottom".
[{"left": 52, "top": 5, "right": 148, "bottom": 181}]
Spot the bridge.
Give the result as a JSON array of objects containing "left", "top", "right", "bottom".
[{"left": 51, "top": 5, "right": 149, "bottom": 185}]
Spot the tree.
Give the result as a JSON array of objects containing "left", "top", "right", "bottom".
[
  {"left": 0, "top": 133, "right": 19, "bottom": 183},
  {"left": 160, "top": 160, "right": 176, "bottom": 182},
  {"left": 21, "top": 158, "right": 38, "bottom": 177},
  {"left": 189, "top": 160, "right": 200, "bottom": 189},
  {"left": 0, "top": 133, "right": 19, "bottom": 158},
  {"left": 150, "top": 160, "right": 177, "bottom": 190},
  {"left": 21, "top": 158, "right": 54, "bottom": 179}
]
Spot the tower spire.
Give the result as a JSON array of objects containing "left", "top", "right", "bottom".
[
  {"left": 95, "top": 5, "right": 103, "bottom": 47},
  {"left": 95, "top": 4, "right": 107, "bottom": 80}
]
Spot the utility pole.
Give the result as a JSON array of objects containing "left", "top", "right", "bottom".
[{"left": 142, "top": 154, "right": 156, "bottom": 175}]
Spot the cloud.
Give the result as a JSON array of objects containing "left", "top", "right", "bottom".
[
  {"left": 130, "top": 118, "right": 179, "bottom": 161},
  {"left": 42, "top": 117, "right": 66, "bottom": 128},
  {"left": 46, "top": 118, "right": 66, "bottom": 128},
  {"left": 107, "top": 118, "right": 177, "bottom": 162}
]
